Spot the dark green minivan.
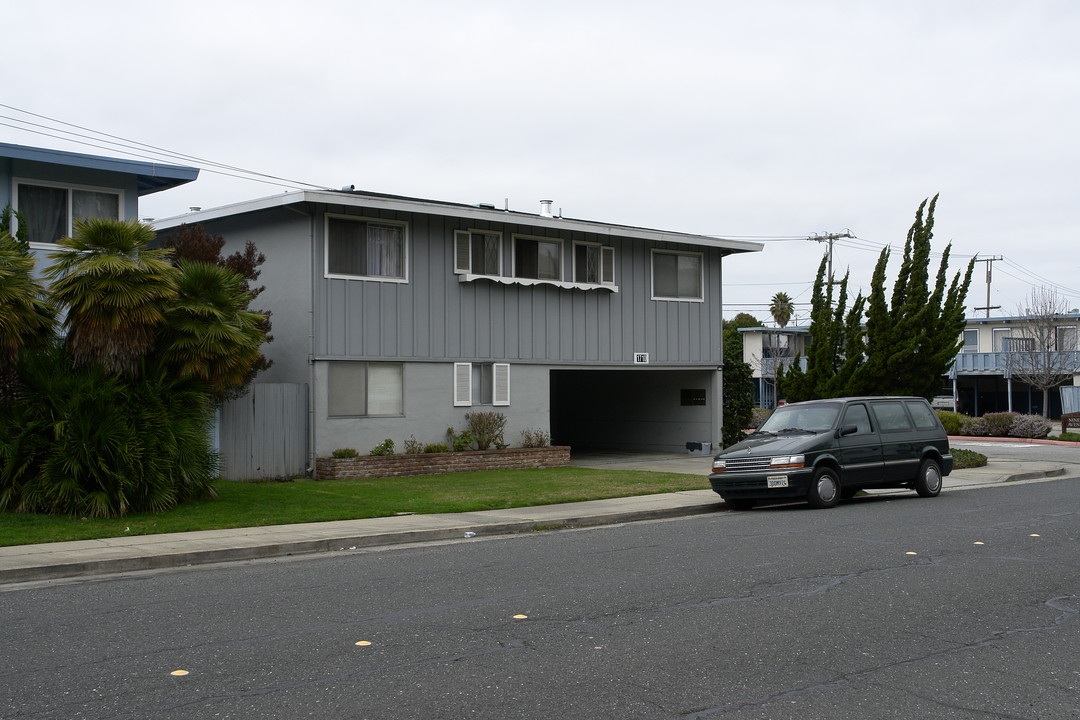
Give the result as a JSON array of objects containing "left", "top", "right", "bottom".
[{"left": 709, "top": 397, "right": 953, "bottom": 510}]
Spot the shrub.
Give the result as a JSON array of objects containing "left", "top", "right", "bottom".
[
  {"left": 935, "top": 410, "right": 967, "bottom": 436},
  {"left": 369, "top": 438, "right": 395, "bottom": 456},
  {"left": 520, "top": 428, "right": 551, "bottom": 448},
  {"left": 465, "top": 411, "right": 507, "bottom": 451},
  {"left": 447, "top": 427, "right": 474, "bottom": 452},
  {"left": 403, "top": 436, "right": 423, "bottom": 454},
  {"left": 0, "top": 344, "right": 217, "bottom": 518},
  {"left": 960, "top": 416, "right": 990, "bottom": 436},
  {"left": 1010, "top": 414, "right": 1051, "bottom": 439},
  {"left": 952, "top": 448, "right": 987, "bottom": 469},
  {"left": 422, "top": 442, "right": 451, "bottom": 453},
  {"left": 982, "top": 412, "right": 1017, "bottom": 437},
  {"left": 1057, "top": 432, "right": 1080, "bottom": 442},
  {"left": 331, "top": 448, "right": 358, "bottom": 458}
]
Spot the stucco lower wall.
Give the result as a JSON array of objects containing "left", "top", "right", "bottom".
[{"left": 314, "top": 361, "right": 552, "bottom": 456}]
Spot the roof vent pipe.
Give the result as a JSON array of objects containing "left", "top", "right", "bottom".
[{"left": 539, "top": 199, "right": 554, "bottom": 218}]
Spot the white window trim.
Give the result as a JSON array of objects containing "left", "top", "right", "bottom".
[
  {"left": 572, "top": 240, "right": 616, "bottom": 286},
  {"left": 512, "top": 233, "right": 564, "bottom": 282},
  {"left": 454, "top": 363, "right": 472, "bottom": 406},
  {"left": 453, "top": 362, "right": 510, "bottom": 407},
  {"left": 13, "top": 177, "right": 123, "bottom": 240},
  {"left": 493, "top": 363, "right": 510, "bottom": 406},
  {"left": 454, "top": 229, "right": 503, "bottom": 276},
  {"left": 650, "top": 248, "right": 704, "bottom": 302},
  {"left": 324, "top": 213, "right": 409, "bottom": 283}
]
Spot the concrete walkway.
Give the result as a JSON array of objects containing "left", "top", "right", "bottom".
[{"left": 1, "top": 452, "right": 1075, "bottom": 586}]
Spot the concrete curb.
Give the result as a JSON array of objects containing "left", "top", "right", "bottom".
[
  {"left": 2, "top": 462, "right": 1075, "bottom": 586},
  {"left": 0, "top": 497, "right": 724, "bottom": 585}
]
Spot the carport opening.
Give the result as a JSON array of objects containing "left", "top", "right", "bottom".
[{"left": 549, "top": 368, "right": 718, "bottom": 453}]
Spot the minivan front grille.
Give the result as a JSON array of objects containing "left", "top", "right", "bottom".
[{"left": 722, "top": 457, "right": 774, "bottom": 472}]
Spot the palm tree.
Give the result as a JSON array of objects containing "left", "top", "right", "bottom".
[
  {"left": 0, "top": 231, "right": 55, "bottom": 397},
  {"left": 45, "top": 218, "right": 179, "bottom": 375},
  {"left": 769, "top": 292, "right": 794, "bottom": 329},
  {"left": 154, "top": 261, "right": 267, "bottom": 398}
]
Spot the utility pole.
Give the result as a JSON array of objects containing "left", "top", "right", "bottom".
[
  {"left": 810, "top": 230, "right": 854, "bottom": 285},
  {"left": 973, "top": 256, "right": 1003, "bottom": 318}
]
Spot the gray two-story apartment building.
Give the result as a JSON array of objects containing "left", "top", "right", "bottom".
[{"left": 155, "top": 191, "right": 762, "bottom": 467}]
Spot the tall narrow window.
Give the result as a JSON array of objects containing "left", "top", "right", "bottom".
[{"left": 327, "top": 216, "right": 406, "bottom": 280}]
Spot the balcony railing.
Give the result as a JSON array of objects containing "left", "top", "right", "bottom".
[
  {"left": 951, "top": 351, "right": 1080, "bottom": 375},
  {"left": 759, "top": 356, "right": 808, "bottom": 377}
]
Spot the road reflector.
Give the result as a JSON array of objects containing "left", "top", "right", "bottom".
[
  {"left": 905, "top": 551, "right": 917, "bottom": 556},
  {"left": 170, "top": 670, "right": 189, "bottom": 676},
  {"left": 355, "top": 641, "right": 372, "bottom": 646},
  {"left": 513, "top": 614, "right": 528, "bottom": 619}
]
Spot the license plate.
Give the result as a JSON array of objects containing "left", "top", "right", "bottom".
[{"left": 767, "top": 475, "right": 788, "bottom": 488}]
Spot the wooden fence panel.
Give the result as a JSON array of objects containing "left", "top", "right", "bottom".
[{"left": 219, "top": 383, "right": 308, "bottom": 480}]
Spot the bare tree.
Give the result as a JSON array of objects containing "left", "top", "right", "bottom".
[{"left": 1003, "top": 287, "right": 1080, "bottom": 416}]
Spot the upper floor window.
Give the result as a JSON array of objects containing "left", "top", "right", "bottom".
[
  {"left": 573, "top": 241, "right": 615, "bottom": 285},
  {"left": 326, "top": 215, "right": 407, "bottom": 281},
  {"left": 1056, "top": 325, "right": 1077, "bottom": 351},
  {"left": 15, "top": 180, "right": 121, "bottom": 246},
  {"left": 454, "top": 230, "right": 502, "bottom": 276},
  {"left": 961, "top": 329, "right": 978, "bottom": 352},
  {"left": 513, "top": 235, "right": 561, "bottom": 280},
  {"left": 652, "top": 249, "right": 702, "bottom": 301}
]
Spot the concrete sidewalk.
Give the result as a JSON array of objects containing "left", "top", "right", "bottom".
[{"left": 0, "top": 455, "right": 1074, "bottom": 586}]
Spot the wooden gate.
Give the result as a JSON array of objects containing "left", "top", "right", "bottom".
[{"left": 219, "top": 383, "right": 309, "bottom": 480}]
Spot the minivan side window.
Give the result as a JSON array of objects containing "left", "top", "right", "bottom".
[
  {"left": 906, "top": 400, "right": 940, "bottom": 430},
  {"left": 841, "top": 403, "right": 873, "bottom": 434},
  {"left": 871, "top": 401, "right": 913, "bottom": 432}
]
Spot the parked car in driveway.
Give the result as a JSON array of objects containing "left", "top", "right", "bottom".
[{"left": 709, "top": 397, "right": 953, "bottom": 510}]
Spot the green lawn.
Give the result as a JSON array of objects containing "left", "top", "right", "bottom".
[{"left": 0, "top": 467, "right": 707, "bottom": 547}]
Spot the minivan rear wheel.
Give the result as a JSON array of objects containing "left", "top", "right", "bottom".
[
  {"left": 807, "top": 467, "right": 840, "bottom": 509},
  {"left": 915, "top": 458, "right": 942, "bottom": 498}
]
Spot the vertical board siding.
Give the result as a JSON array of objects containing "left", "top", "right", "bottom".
[
  {"left": 220, "top": 383, "right": 308, "bottom": 480},
  {"left": 313, "top": 205, "right": 724, "bottom": 366}
]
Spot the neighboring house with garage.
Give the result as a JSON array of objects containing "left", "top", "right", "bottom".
[
  {"left": 0, "top": 141, "right": 198, "bottom": 272},
  {"left": 153, "top": 191, "right": 763, "bottom": 473}
]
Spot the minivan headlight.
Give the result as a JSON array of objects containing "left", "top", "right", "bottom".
[
  {"left": 712, "top": 459, "right": 726, "bottom": 471},
  {"left": 770, "top": 455, "right": 805, "bottom": 469}
]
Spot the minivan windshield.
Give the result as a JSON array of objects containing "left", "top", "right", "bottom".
[{"left": 757, "top": 403, "right": 841, "bottom": 434}]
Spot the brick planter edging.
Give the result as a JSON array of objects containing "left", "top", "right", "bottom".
[{"left": 315, "top": 446, "right": 571, "bottom": 480}]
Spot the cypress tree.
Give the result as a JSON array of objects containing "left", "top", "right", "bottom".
[{"left": 847, "top": 195, "right": 973, "bottom": 398}]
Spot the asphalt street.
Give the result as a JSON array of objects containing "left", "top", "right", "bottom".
[{"left": 2, "top": 478, "right": 1077, "bottom": 719}]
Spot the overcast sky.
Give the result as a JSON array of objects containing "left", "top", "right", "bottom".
[{"left": 6, "top": 0, "right": 1079, "bottom": 322}]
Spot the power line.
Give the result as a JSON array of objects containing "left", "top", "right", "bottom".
[{"left": 0, "top": 103, "right": 331, "bottom": 191}]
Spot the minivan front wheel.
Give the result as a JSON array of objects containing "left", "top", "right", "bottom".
[
  {"left": 807, "top": 467, "right": 840, "bottom": 509},
  {"left": 915, "top": 458, "right": 942, "bottom": 498}
]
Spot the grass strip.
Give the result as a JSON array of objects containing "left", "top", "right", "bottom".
[{"left": 0, "top": 467, "right": 706, "bottom": 547}]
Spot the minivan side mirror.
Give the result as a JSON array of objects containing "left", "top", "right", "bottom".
[{"left": 837, "top": 424, "right": 859, "bottom": 438}]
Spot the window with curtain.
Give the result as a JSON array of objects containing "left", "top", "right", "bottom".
[
  {"left": 327, "top": 216, "right": 406, "bottom": 280},
  {"left": 16, "top": 181, "right": 121, "bottom": 245},
  {"left": 327, "top": 362, "right": 403, "bottom": 416},
  {"left": 652, "top": 250, "right": 702, "bottom": 300}
]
